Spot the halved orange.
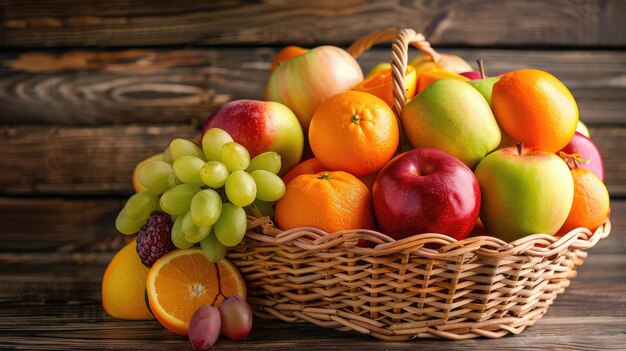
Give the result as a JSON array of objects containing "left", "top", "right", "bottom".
[
  {"left": 146, "top": 249, "right": 246, "bottom": 336},
  {"left": 352, "top": 65, "right": 417, "bottom": 107}
]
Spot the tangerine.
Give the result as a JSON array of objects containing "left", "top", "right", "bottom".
[
  {"left": 308, "top": 91, "right": 399, "bottom": 176},
  {"left": 491, "top": 69, "right": 578, "bottom": 152},
  {"left": 275, "top": 171, "right": 374, "bottom": 233},
  {"left": 282, "top": 157, "right": 327, "bottom": 185},
  {"left": 559, "top": 167, "right": 610, "bottom": 234},
  {"left": 353, "top": 65, "right": 417, "bottom": 107}
]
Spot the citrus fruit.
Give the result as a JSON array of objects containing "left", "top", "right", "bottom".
[
  {"left": 132, "top": 153, "right": 164, "bottom": 192},
  {"left": 275, "top": 171, "right": 374, "bottom": 233},
  {"left": 269, "top": 46, "right": 307, "bottom": 76},
  {"left": 353, "top": 65, "right": 417, "bottom": 107},
  {"left": 146, "top": 249, "right": 246, "bottom": 335},
  {"left": 308, "top": 91, "right": 399, "bottom": 176},
  {"left": 559, "top": 167, "right": 610, "bottom": 234},
  {"left": 491, "top": 69, "right": 578, "bottom": 152},
  {"left": 416, "top": 68, "right": 469, "bottom": 94},
  {"left": 102, "top": 240, "right": 154, "bottom": 320},
  {"left": 282, "top": 157, "right": 327, "bottom": 185}
]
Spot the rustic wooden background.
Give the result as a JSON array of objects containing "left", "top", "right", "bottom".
[{"left": 0, "top": 1, "right": 625, "bottom": 349}]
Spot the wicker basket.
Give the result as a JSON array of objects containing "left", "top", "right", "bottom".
[{"left": 226, "top": 28, "right": 611, "bottom": 340}]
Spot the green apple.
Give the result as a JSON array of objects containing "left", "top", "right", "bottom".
[
  {"left": 266, "top": 45, "right": 363, "bottom": 131},
  {"left": 366, "top": 63, "right": 391, "bottom": 79},
  {"left": 467, "top": 77, "right": 500, "bottom": 105},
  {"left": 402, "top": 79, "right": 501, "bottom": 169},
  {"left": 474, "top": 144, "right": 574, "bottom": 241},
  {"left": 576, "top": 120, "right": 590, "bottom": 138}
]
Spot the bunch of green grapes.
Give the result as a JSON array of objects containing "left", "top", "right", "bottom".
[{"left": 115, "top": 128, "right": 286, "bottom": 262}]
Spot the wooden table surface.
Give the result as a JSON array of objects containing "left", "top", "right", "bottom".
[{"left": 1, "top": 201, "right": 624, "bottom": 350}]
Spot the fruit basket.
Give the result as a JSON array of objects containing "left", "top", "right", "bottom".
[{"left": 226, "top": 28, "right": 612, "bottom": 340}]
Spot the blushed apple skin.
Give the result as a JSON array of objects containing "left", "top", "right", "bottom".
[
  {"left": 373, "top": 148, "right": 481, "bottom": 240},
  {"left": 266, "top": 46, "right": 363, "bottom": 131},
  {"left": 410, "top": 54, "right": 473, "bottom": 76},
  {"left": 203, "top": 100, "right": 303, "bottom": 174},
  {"left": 402, "top": 79, "right": 501, "bottom": 169},
  {"left": 474, "top": 146, "right": 574, "bottom": 242},
  {"left": 560, "top": 131, "right": 604, "bottom": 181}
]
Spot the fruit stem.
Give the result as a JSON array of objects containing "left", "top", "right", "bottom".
[
  {"left": 516, "top": 142, "right": 523, "bottom": 156},
  {"left": 318, "top": 172, "right": 332, "bottom": 180},
  {"left": 477, "top": 59, "right": 486, "bottom": 79},
  {"left": 351, "top": 114, "right": 361, "bottom": 124},
  {"left": 210, "top": 262, "right": 227, "bottom": 306}
]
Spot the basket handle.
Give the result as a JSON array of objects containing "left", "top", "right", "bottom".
[{"left": 347, "top": 28, "right": 440, "bottom": 117}]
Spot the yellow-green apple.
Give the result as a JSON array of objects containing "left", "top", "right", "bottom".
[
  {"left": 467, "top": 77, "right": 500, "bottom": 105},
  {"left": 474, "top": 143, "right": 575, "bottom": 241},
  {"left": 410, "top": 54, "right": 472, "bottom": 77},
  {"left": 366, "top": 63, "right": 391, "bottom": 79},
  {"left": 203, "top": 100, "right": 303, "bottom": 174},
  {"left": 576, "top": 120, "right": 590, "bottom": 138},
  {"left": 372, "top": 148, "right": 480, "bottom": 240},
  {"left": 402, "top": 79, "right": 501, "bottom": 169},
  {"left": 132, "top": 153, "right": 163, "bottom": 192},
  {"left": 559, "top": 132, "right": 604, "bottom": 181},
  {"left": 266, "top": 46, "right": 363, "bottom": 130}
]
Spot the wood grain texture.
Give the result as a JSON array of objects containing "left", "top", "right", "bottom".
[
  {"left": 1, "top": 125, "right": 622, "bottom": 197},
  {"left": 0, "top": 200, "right": 624, "bottom": 349},
  {"left": 0, "top": 48, "right": 624, "bottom": 126},
  {"left": 1, "top": 0, "right": 625, "bottom": 48},
  {"left": 0, "top": 125, "right": 197, "bottom": 196}
]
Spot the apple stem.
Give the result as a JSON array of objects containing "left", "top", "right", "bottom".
[
  {"left": 516, "top": 142, "right": 523, "bottom": 156},
  {"left": 477, "top": 59, "right": 486, "bottom": 79}
]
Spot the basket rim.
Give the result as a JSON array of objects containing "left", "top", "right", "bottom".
[{"left": 245, "top": 216, "right": 611, "bottom": 259}]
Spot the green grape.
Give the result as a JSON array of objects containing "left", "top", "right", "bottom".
[
  {"left": 200, "top": 232, "right": 227, "bottom": 263},
  {"left": 180, "top": 211, "right": 211, "bottom": 243},
  {"left": 124, "top": 191, "right": 159, "bottom": 221},
  {"left": 159, "top": 184, "right": 201, "bottom": 215},
  {"left": 162, "top": 146, "right": 174, "bottom": 164},
  {"left": 173, "top": 156, "right": 205, "bottom": 186},
  {"left": 202, "top": 128, "right": 234, "bottom": 161},
  {"left": 247, "top": 151, "right": 281, "bottom": 174},
  {"left": 200, "top": 161, "right": 229, "bottom": 188},
  {"left": 137, "top": 160, "right": 174, "bottom": 194},
  {"left": 191, "top": 189, "right": 222, "bottom": 227},
  {"left": 214, "top": 203, "right": 247, "bottom": 247},
  {"left": 220, "top": 142, "right": 250, "bottom": 171},
  {"left": 250, "top": 170, "right": 286, "bottom": 202},
  {"left": 245, "top": 200, "right": 275, "bottom": 218},
  {"left": 169, "top": 138, "right": 206, "bottom": 161},
  {"left": 225, "top": 170, "right": 256, "bottom": 207},
  {"left": 171, "top": 215, "right": 194, "bottom": 249},
  {"left": 115, "top": 209, "right": 146, "bottom": 235}
]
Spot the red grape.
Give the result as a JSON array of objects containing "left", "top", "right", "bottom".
[
  {"left": 218, "top": 295, "right": 253, "bottom": 340},
  {"left": 188, "top": 305, "right": 221, "bottom": 350}
]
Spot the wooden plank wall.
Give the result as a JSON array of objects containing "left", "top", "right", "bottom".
[{"left": 0, "top": 1, "right": 624, "bottom": 252}]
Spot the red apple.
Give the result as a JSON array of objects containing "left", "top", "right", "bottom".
[
  {"left": 266, "top": 45, "right": 363, "bottom": 131},
  {"left": 559, "top": 131, "right": 604, "bottom": 181},
  {"left": 460, "top": 71, "right": 482, "bottom": 80},
  {"left": 372, "top": 148, "right": 481, "bottom": 240},
  {"left": 203, "top": 99, "right": 304, "bottom": 174}
]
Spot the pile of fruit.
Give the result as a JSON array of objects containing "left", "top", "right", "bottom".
[{"left": 102, "top": 41, "right": 609, "bottom": 349}]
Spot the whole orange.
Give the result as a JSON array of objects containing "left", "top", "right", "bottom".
[
  {"left": 491, "top": 69, "right": 578, "bottom": 152},
  {"left": 559, "top": 167, "right": 610, "bottom": 234},
  {"left": 308, "top": 91, "right": 399, "bottom": 176},
  {"left": 353, "top": 65, "right": 417, "bottom": 107},
  {"left": 275, "top": 171, "right": 374, "bottom": 233}
]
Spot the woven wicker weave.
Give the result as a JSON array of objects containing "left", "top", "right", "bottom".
[{"left": 226, "top": 29, "right": 611, "bottom": 340}]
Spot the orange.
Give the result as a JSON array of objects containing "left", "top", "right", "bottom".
[
  {"left": 269, "top": 46, "right": 307, "bottom": 76},
  {"left": 416, "top": 69, "right": 469, "bottom": 94},
  {"left": 308, "top": 91, "right": 399, "bottom": 176},
  {"left": 559, "top": 167, "right": 610, "bottom": 234},
  {"left": 275, "top": 171, "right": 374, "bottom": 233},
  {"left": 146, "top": 249, "right": 246, "bottom": 336},
  {"left": 353, "top": 65, "right": 417, "bottom": 107},
  {"left": 492, "top": 69, "right": 578, "bottom": 152},
  {"left": 132, "top": 153, "right": 163, "bottom": 192},
  {"left": 102, "top": 240, "right": 154, "bottom": 320},
  {"left": 282, "top": 157, "right": 327, "bottom": 185}
]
